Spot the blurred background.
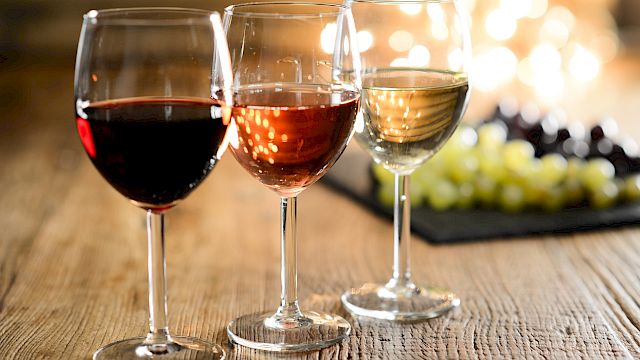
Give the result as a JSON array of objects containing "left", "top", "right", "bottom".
[
  {"left": 2, "top": 0, "right": 640, "bottom": 115},
  {"left": 1, "top": 0, "right": 640, "bottom": 142}
]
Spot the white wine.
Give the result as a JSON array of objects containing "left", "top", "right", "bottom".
[{"left": 355, "top": 68, "right": 469, "bottom": 174}]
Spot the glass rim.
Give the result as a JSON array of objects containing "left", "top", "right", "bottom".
[
  {"left": 224, "top": 2, "right": 349, "bottom": 18},
  {"left": 82, "top": 7, "right": 217, "bottom": 22}
]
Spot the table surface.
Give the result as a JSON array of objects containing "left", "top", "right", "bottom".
[{"left": 1, "top": 63, "right": 640, "bottom": 360}]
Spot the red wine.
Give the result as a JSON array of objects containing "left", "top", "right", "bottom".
[
  {"left": 76, "top": 97, "right": 229, "bottom": 209},
  {"left": 229, "top": 84, "right": 359, "bottom": 196}
]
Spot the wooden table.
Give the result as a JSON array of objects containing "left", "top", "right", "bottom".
[{"left": 1, "top": 63, "right": 640, "bottom": 359}]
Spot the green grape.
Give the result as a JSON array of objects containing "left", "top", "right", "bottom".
[
  {"left": 614, "top": 178, "right": 625, "bottom": 199},
  {"left": 477, "top": 148, "right": 507, "bottom": 182},
  {"left": 523, "top": 180, "right": 548, "bottom": 207},
  {"left": 427, "top": 179, "right": 459, "bottom": 211},
  {"left": 566, "top": 157, "right": 585, "bottom": 180},
  {"left": 475, "top": 175, "right": 497, "bottom": 207},
  {"left": 409, "top": 178, "right": 425, "bottom": 207},
  {"left": 563, "top": 178, "right": 585, "bottom": 206},
  {"left": 413, "top": 162, "right": 445, "bottom": 191},
  {"left": 580, "top": 158, "right": 615, "bottom": 192},
  {"left": 498, "top": 184, "right": 526, "bottom": 213},
  {"left": 541, "top": 186, "right": 566, "bottom": 212},
  {"left": 624, "top": 174, "right": 640, "bottom": 201},
  {"left": 477, "top": 122, "right": 507, "bottom": 150},
  {"left": 438, "top": 126, "right": 476, "bottom": 165},
  {"left": 589, "top": 180, "right": 619, "bottom": 209},
  {"left": 448, "top": 154, "right": 479, "bottom": 184},
  {"left": 519, "top": 158, "right": 543, "bottom": 187},
  {"left": 423, "top": 158, "right": 447, "bottom": 174},
  {"left": 372, "top": 163, "right": 394, "bottom": 185},
  {"left": 376, "top": 183, "right": 395, "bottom": 207},
  {"left": 447, "top": 125, "right": 478, "bottom": 149},
  {"left": 456, "top": 182, "right": 475, "bottom": 209},
  {"left": 540, "top": 153, "right": 568, "bottom": 185},
  {"left": 503, "top": 140, "right": 535, "bottom": 175}
]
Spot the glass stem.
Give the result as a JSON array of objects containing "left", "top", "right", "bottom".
[
  {"left": 271, "top": 196, "right": 306, "bottom": 327},
  {"left": 144, "top": 210, "right": 172, "bottom": 345},
  {"left": 387, "top": 173, "right": 415, "bottom": 290}
]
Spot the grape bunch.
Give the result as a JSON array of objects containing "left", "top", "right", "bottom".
[{"left": 373, "top": 102, "right": 640, "bottom": 212}]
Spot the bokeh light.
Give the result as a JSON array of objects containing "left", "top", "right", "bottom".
[
  {"left": 485, "top": 9, "right": 517, "bottom": 41},
  {"left": 474, "top": 47, "right": 518, "bottom": 91},
  {"left": 399, "top": 4, "right": 422, "bottom": 16},
  {"left": 357, "top": 30, "right": 374, "bottom": 53},
  {"left": 568, "top": 45, "right": 600, "bottom": 82},
  {"left": 320, "top": 23, "right": 337, "bottom": 54},
  {"left": 389, "top": 30, "right": 414, "bottom": 52},
  {"left": 500, "top": 0, "right": 533, "bottom": 19},
  {"left": 408, "top": 45, "right": 431, "bottom": 67},
  {"left": 527, "top": 0, "right": 548, "bottom": 18}
]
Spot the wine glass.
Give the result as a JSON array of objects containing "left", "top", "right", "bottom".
[
  {"left": 74, "top": 8, "right": 232, "bottom": 359},
  {"left": 341, "top": 0, "right": 472, "bottom": 320},
  {"left": 223, "top": 2, "right": 360, "bottom": 352}
]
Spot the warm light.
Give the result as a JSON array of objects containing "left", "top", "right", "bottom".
[
  {"left": 485, "top": 9, "right": 517, "bottom": 41},
  {"left": 461, "top": 0, "right": 476, "bottom": 12},
  {"left": 569, "top": 45, "right": 600, "bottom": 82},
  {"left": 530, "top": 43, "right": 561, "bottom": 72},
  {"left": 517, "top": 57, "right": 535, "bottom": 86},
  {"left": 540, "top": 19, "right": 569, "bottom": 48},
  {"left": 545, "top": 6, "right": 575, "bottom": 30},
  {"left": 590, "top": 31, "right": 619, "bottom": 63},
  {"left": 431, "top": 22, "right": 449, "bottom": 41},
  {"left": 534, "top": 70, "right": 564, "bottom": 98},
  {"left": 355, "top": 112, "right": 365, "bottom": 133},
  {"left": 399, "top": 3, "right": 422, "bottom": 15},
  {"left": 228, "top": 118, "right": 239, "bottom": 148},
  {"left": 388, "top": 30, "right": 413, "bottom": 52},
  {"left": 427, "top": 3, "right": 445, "bottom": 21},
  {"left": 500, "top": 0, "right": 532, "bottom": 19},
  {"left": 390, "top": 57, "right": 410, "bottom": 67},
  {"left": 527, "top": 0, "right": 547, "bottom": 19},
  {"left": 408, "top": 45, "right": 430, "bottom": 67},
  {"left": 473, "top": 47, "right": 517, "bottom": 91},
  {"left": 448, "top": 48, "right": 463, "bottom": 71},
  {"left": 357, "top": 30, "right": 374, "bottom": 52},
  {"left": 320, "top": 23, "right": 337, "bottom": 54}
]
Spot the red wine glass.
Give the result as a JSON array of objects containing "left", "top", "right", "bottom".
[
  {"left": 74, "top": 8, "right": 232, "bottom": 359},
  {"left": 223, "top": 2, "right": 361, "bottom": 352}
]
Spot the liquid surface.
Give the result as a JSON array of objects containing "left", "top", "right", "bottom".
[
  {"left": 355, "top": 68, "right": 469, "bottom": 174},
  {"left": 229, "top": 83, "right": 359, "bottom": 197},
  {"left": 76, "top": 97, "right": 228, "bottom": 209}
]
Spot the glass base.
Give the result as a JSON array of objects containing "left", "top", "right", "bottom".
[
  {"left": 227, "top": 310, "right": 351, "bottom": 352},
  {"left": 341, "top": 283, "right": 460, "bottom": 321},
  {"left": 93, "top": 335, "right": 225, "bottom": 359}
]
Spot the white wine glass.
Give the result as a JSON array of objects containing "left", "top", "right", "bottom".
[{"left": 342, "top": 0, "right": 472, "bottom": 320}]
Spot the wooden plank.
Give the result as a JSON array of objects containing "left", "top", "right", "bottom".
[
  {"left": 0, "top": 155, "right": 638, "bottom": 358},
  {"left": 2, "top": 64, "right": 640, "bottom": 359},
  {"left": 0, "top": 68, "right": 83, "bottom": 316}
]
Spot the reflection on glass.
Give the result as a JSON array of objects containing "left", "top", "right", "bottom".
[
  {"left": 342, "top": 0, "right": 472, "bottom": 321},
  {"left": 223, "top": 2, "right": 361, "bottom": 352}
]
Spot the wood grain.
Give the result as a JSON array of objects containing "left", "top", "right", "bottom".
[{"left": 1, "top": 64, "right": 640, "bottom": 359}]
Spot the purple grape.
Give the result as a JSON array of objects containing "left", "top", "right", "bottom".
[
  {"left": 590, "top": 118, "right": 618, "bottom": 142},
  {"left": 605, "top": 144, "right": 632, "bottom": 176}
]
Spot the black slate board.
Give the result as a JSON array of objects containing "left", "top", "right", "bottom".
[{"left": 321, "top": 145, "right": 640, "bottom": 244}]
